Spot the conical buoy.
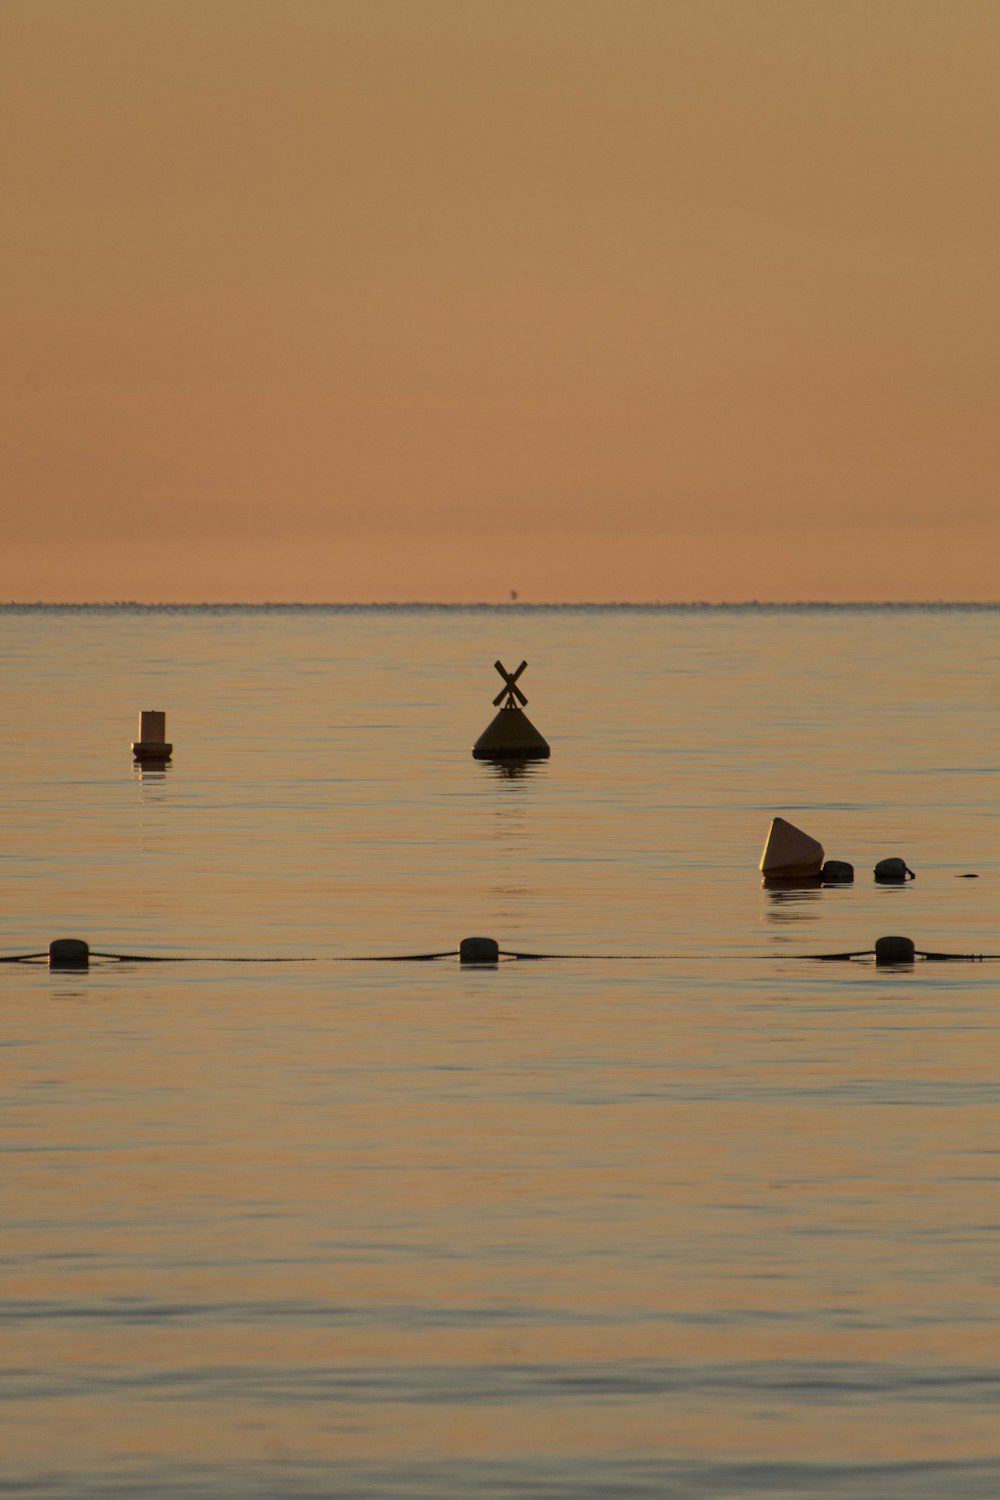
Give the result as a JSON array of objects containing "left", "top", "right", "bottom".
[
  {"left": 472, "top": 661, "right": 550, "bottom": 761},
  {"left": 132, "top": 710, "right": 172, "bottom": 762},
  {"left": 760, "top": 817, "right": 824, "bottom": 881}
]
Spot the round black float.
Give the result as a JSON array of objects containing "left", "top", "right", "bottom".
[
  {"left": 874, "top": 935, "right": 916, "bottom": 965},
  {"left": 874, "top": 858, "right": 916, "bottom": 883},
  {"left": 49, "top": 938, "right": 90, "bottom": 971},
  {"left": 459, "top": 936, "right": 500, "bottom": 965}
]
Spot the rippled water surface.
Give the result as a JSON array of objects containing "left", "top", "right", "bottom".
[{"left": 3, "top": 605, "right": 999, "bottom": 1498}]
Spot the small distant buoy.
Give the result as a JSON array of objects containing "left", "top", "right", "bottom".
[
  {"left": 958, "top": 873, "right": 979, "bottom": 879},
  {"left": 459, "top": 936, "right": 500, "bottom": 965},
  {"left": 874, "top": 935, "right": 916, "bottom": 965},
  {"left": 49, "top": 938, "right": 90, "bottom": 971},
  {"left": 132, "top": 710, "right": 172, "bottom": 762},
  {"left": 760, "top": 817, "right": 824, "bottom": 881},
  {"left": 472, "top": 661, "right": 550, "bottom": 761},
  {"left": 874, "top": 858, "right": 915, "bottom": 884},
  {"left": 821, "top": 860, "right": 855, "bottom": 884}
]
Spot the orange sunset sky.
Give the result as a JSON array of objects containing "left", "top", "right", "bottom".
[{"left": 3, "top": 0, "right": 998, "bottom": 603}]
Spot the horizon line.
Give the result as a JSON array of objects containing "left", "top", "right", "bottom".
[{"left": 3, "top": 599, "right": 999, "bottom": 610}]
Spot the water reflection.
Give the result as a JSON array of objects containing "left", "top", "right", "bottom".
[
  {"left": 131, "top": 760, "right": 171, "bottom": 783},
  {"left": 489, "top": 880, "right": 533, "bottom": 920},
  {"left": 764, "top": 887, "right": 824, "bottom": 922},
  {"left": 47, "top": 983, "right": 91, "bottom": 1001},
  {"left": 492, "top": 795, "right": 530, "bottom": 849},
  {"left": 477, "top": 759, "right": 549, "bottom": 781}
]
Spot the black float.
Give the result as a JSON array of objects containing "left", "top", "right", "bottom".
[
  {"left": 459, "top": 936, "right": 500, "bottom": 965},
  {"left": 49, "top": 938, "right": 90, "bottom": 971},
  {"left": 874, "top": 935, "right": 917, "bottom": 965},
  {"left": 874, "top": 858, "right": 916, "bottom": 883}
]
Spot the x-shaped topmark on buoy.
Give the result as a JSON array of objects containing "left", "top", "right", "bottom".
[{"left": 492, "top": 659, "right": 528, "bottom": 708}]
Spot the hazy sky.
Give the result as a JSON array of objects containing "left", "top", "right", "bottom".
[{"left": 3, "top": 0, "right": 998, "bottom": 601}]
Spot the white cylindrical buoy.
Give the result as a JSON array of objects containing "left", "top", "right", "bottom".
[
  {"left": 759, "top": 817, "right": 824, "bottom": 881},
  {"left": 132, "top": 710, "right": 173, "bottom": 762},
  {"left": 49, "top": 938, "right": 90, "bottom": 970},
  {"left": 875, "top": 935, "right": 916, "bottom": 965},
  {"left": 460, "top": 936, "right": 500, "bottom": 965},
  {"left": 472, "top": 660, "right": 550, "bottom": 761}
]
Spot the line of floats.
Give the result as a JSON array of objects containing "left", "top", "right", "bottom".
[
  {"left": 6, "top": 933, "right": 997, "bottom": 972},
  {"left": 13, "top": 808, "right": 996, "bottom": 972}
]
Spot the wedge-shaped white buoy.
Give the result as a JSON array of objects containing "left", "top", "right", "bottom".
[{"left": 760, "top": 816, "right": 824, "bottom": 880}]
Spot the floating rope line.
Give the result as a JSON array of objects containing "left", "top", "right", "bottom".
[
  {"left": 4, "top": 941, "right": 1000, "bottom": 969},
  {"left": 92, "top": 951, "right": 317, "bottom": 964},
  {"left": 921, "top": 951, "right": 995, "bottom": 961},
  {"left": 0, "top": 950, "right": 316, "bottom": 966},
  {"left": 4, "top": 947, "right": 462, "bottom": 966},
  {"left": 333, "top": 950, "right": 459, "bottom": 962},
  {"left": 507, "top": 948, "right": 1000, "bottom": 962},
  {"left": 800, "top": 949, "right": 996, "bottom": 962},
  {"left": 499, "top": 950, "right": 696, "bottom": 960}
]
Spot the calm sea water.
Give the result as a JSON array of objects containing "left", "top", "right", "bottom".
[{"left": 3, "top": 604, "right": 999, "bottom": 1499}]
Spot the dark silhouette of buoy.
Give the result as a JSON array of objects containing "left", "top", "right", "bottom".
[
  {"left": 49, "top": 938, "right": 89, "bottom": 971},
  {"left": 132, "top": 710, "right": 172, "bottom": 763},
  {"left": 874, "top": 858, "right": 915, "bottom": 883},
  {"left": 875, "top": 935, "right": 916, "bottom": 965},
  {"left": 460, "top": 936, "right": 500, "bottom": 965},
  {"left": 472, "top": 661, "right": 550, "bottom": 761},
  {"left": 760, "top": 817, "right": 824, "bottom": 882},
  {"left": 821, "top": 860, "right": 855, "bottom": 884}
]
